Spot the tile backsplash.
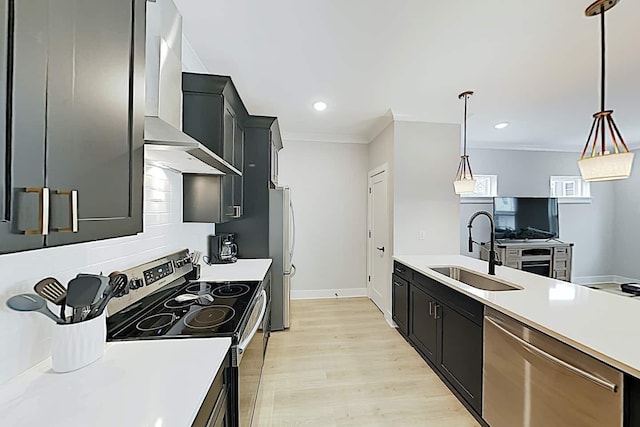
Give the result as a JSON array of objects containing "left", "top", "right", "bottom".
[{"left": 0, "top": 166, "right": 213, "bottom": 384}]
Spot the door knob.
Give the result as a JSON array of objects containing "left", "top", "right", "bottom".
[{"left": 376, "top": 246, "right": 385, "bottom": 253}]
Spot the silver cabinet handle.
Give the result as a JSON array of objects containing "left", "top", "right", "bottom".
[
  {"left": 232, "top": 205, "right": 241, "bottom": 218},
  {"left": 393, "top": 281, "right": 403, "bottom": 287},
  {"left": 54, "top": 189, "right": 79, "bottom": 233},
  {"left": 428, "top": 301, "right": 433, "bottom": 316},
  {"left": 434, "top": 304, "right": 441, "bottom": 319},
  {"left": 485, "top": 316, "right": 618, "bottom": 393},
  {"left": 22, "top": 187, "right": 49, "bottom": 235}
]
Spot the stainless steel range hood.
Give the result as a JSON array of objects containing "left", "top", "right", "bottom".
[{"left": 143, "top": 0, "right": 240, "bottom": 176}]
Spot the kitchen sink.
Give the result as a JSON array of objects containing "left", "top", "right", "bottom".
[{"left": 430, "top": 266, "right": 523, "bottom": 291}]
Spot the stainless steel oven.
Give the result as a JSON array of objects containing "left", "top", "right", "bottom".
[{"left": 234, "top": 288, "right": 267, "bottom": 427}]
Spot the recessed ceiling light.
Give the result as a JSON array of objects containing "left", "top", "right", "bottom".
[
  {"left": 313, "top": 101, "right": 327, "bottom": 111},
  {"left": 494, "top": 122, "right": 509, "bottom": 129}
]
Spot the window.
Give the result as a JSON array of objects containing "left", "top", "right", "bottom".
[
  {"left": 460, "top": 175, "right": 498, "bottom": 198},
  {"left": 550, "top": 176, "right": 591, "bottom": 201}
]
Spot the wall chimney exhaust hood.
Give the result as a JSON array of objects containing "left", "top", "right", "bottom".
[{"left": 143, "top": 0, "right": 240, "bottom": 176}]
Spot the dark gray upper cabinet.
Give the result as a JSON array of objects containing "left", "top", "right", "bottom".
[
  {"left": 0, "top": 0, "right": 145, "bottom": 254},
  {"left": 0, "top": 0, "right": 49, "bottom": 253},
  {"left": 215, "top": 116, "right": 282, "bottom": 258},
  {"left": 182, "top": 74, "right": 248, "bottom": 223}
]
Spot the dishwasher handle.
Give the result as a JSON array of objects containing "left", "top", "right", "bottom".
[{"left": 485, "top": 316, "right": 618, "bottom": 393}]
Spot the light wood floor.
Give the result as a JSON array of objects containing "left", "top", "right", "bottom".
[{"left": 252, "top": 298, "right": 480, "bottom": 427}]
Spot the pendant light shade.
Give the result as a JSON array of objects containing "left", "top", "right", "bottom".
[
  {"left": 454, "top": 91, "right": 476, "bottom": 194},
  {"left": 578, "top": 151, "right": 634, "bottom": 181},
  {"left": 579, "top": 0, "right": 634, "bottom": 181}
]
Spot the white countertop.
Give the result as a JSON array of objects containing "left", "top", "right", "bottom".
[
  {"left": 198, "top": 259, "right": 272, "bottom": 282},
  {"left": 0, "top": 338, "right": 231, "bottom": 427},
  {"left": 394, "top": 254, "right": 640, "bottom": 378}
]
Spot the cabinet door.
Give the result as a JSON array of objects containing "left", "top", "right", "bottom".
[
  {"left": 409, "top": 285, "right": 438, "bottom": 363},
  {"left": 438, "top": 304, "right": 483, "bottom": 413},
  {"left": 45, "top": 0, "right": 144, "bottom": 246},
  {"left": 392, "top": 275, "right": 409, "bottom": 336},
  {"left": 220, "top": 103, "right": 235, "bottom": 220},
  {"left": 0, "top": 0, "right": 49, "bottom": 253},
  {"left": 232, "top": 119, "right": 244, "bottom": 217},
  {"left": 270, "top": 135, "right": 278, "bottom": 187},
  {"left": 182, "top": 92, "right": 224, "bottom": 154}
]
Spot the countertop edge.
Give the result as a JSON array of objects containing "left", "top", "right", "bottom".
[{"left": 393, "top": 255, "right": 640, "bottom": 379}]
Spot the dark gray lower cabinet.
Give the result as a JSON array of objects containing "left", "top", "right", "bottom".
[
  {"left": 438, "top": 304, "right": 483, "bottom": 413},
  {"left": 393, "top": 263, "right": 484, "bottom": 418},
  {"left": 409, "top": 284, "right": 438, "bottom": 363},
  {"left": 391, "top": 275, "right": 409, "bottom": 336},
  {"left": 626, "top": 375, "right": 640, "bottom": 427}
]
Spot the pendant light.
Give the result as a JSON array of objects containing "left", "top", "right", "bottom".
[
  {"left": 578, "top": 0, "right": 634, "bottom": 181},
  {"left": 454, "top": 91, "right": 476, "bottom": 194}
]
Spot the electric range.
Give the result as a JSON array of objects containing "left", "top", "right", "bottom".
[
  {"left": 107, "top": 280, "right": 261, "bottom": 340},
  {"left": 105, "top": 249, "right": 270, "bottom": 427}
]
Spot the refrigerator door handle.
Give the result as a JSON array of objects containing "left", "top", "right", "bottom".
[
  {"left": 289, "top": 199, "right": 296, "bottom": 261},
  {"left": 285, "top": 264, "right": 297, "bottom": 277}
]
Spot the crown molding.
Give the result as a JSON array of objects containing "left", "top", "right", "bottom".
[
  {"left": 365, "top": 110, "right": 394, "bottom": 142},
  {"left": 471, "top": 144, "right": 584, "bottom": 153},
  {"left": 281, "top": 132, "right": 369, "bottom": 144},
  {"left": 389, "top": 110, "right": 458, "bottom": 126}
]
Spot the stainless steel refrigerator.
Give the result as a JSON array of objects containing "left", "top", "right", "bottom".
[{"left": 269, "top": 187, "right": 295, "bottom": 330}]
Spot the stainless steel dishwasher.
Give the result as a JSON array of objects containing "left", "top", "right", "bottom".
[{"left": 483, "top": 307, "right": 623, "bottom": 427}]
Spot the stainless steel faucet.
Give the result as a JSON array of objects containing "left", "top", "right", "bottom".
[{"left": 467, "top": 211, "right": 502, "bottom": 275}]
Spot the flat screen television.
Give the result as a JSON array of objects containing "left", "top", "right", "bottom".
[{"left": 493, "top": 197, "right": 559, "bottom": 240}]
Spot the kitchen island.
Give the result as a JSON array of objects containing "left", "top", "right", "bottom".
[
  {"left": 0, "top": 338, "right": 231, "bottom": 427},
  {"left": 395, "top": 254, "right": 640, "bottom": 377},
  {"left": 394, "top": 254, "right": 640, "bottom": 426}
]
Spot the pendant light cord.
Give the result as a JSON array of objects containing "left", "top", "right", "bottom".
[
  {"left": 463, "top": 94, "right": 468, "bottom": 155},
  {"left": 600, "top": 5, "right": 605, "bottom": 112}
]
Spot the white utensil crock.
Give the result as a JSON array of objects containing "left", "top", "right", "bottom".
[{"left": 51, "top": 312, "right": 106, "bottom": 373}]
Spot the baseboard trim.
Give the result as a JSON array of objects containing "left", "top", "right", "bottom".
[
  {"left": 574, "top": 275, "right": 640, "bottom": 285},
  {"left": 291, "top": 288, "right": 368, "bottom": 300}
]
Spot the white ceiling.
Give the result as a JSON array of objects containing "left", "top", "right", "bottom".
[{"left": 175, "top": 0, "right": 640, "bottom": 151}]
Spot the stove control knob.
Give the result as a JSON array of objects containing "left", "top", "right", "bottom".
[{"left": 130, "top": 278, "right": 144, "bottom": 290}]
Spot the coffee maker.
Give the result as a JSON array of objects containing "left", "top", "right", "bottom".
[{"left": 207, "top": 233, "right": 238, "bottom": 264}]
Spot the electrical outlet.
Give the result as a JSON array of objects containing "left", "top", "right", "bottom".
[{"left": 418, "top": 230, "right": 426, "bottom": 240}]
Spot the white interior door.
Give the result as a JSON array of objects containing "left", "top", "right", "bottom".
[{"left": 368, "top": 169, "right": 389, "bottom": 314}]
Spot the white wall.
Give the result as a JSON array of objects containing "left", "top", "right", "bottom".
[
  {"left": 458, "top": 149, "right": 616, "bottom": 279},
  {"left": 0, "top": 167, "right": 212, "bottom": 384},
  {"left": 182, "top": 35, "right": 208, "bottom": 73},
  {"left": 393, "top": 121, "right": 461, "bottom": 255},
  {"left": 613, "top": 150, "right": 640, "bottom": 281},
  {"left": 278, "top": 140, "right": 369, "bottom": 298}
]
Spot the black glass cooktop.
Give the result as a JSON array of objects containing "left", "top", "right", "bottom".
[{"left": 107, "top": 281, "right": 261, "bottom": 340}]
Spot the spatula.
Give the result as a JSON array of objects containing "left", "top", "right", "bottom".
[
  {"left": 66, "top": 275, "right": 104, "bottom": 323},
  {"left": 33, "top": 277, "right": 67, "bottom": 321},
  {"left": 6, "top": 293, "right": 64, "bottom": 324}
]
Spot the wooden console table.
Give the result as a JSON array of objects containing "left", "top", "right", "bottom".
[{"left": 481, "top": 241, "right": 573, "bottom": 282}]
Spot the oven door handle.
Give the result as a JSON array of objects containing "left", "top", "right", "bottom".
[{"left": 238, "top": 290, "right": 267, "bottom": 354}]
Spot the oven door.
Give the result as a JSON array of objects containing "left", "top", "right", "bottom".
[{"left": 237, "top": 289, "right": 267, "bottom": 427}]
